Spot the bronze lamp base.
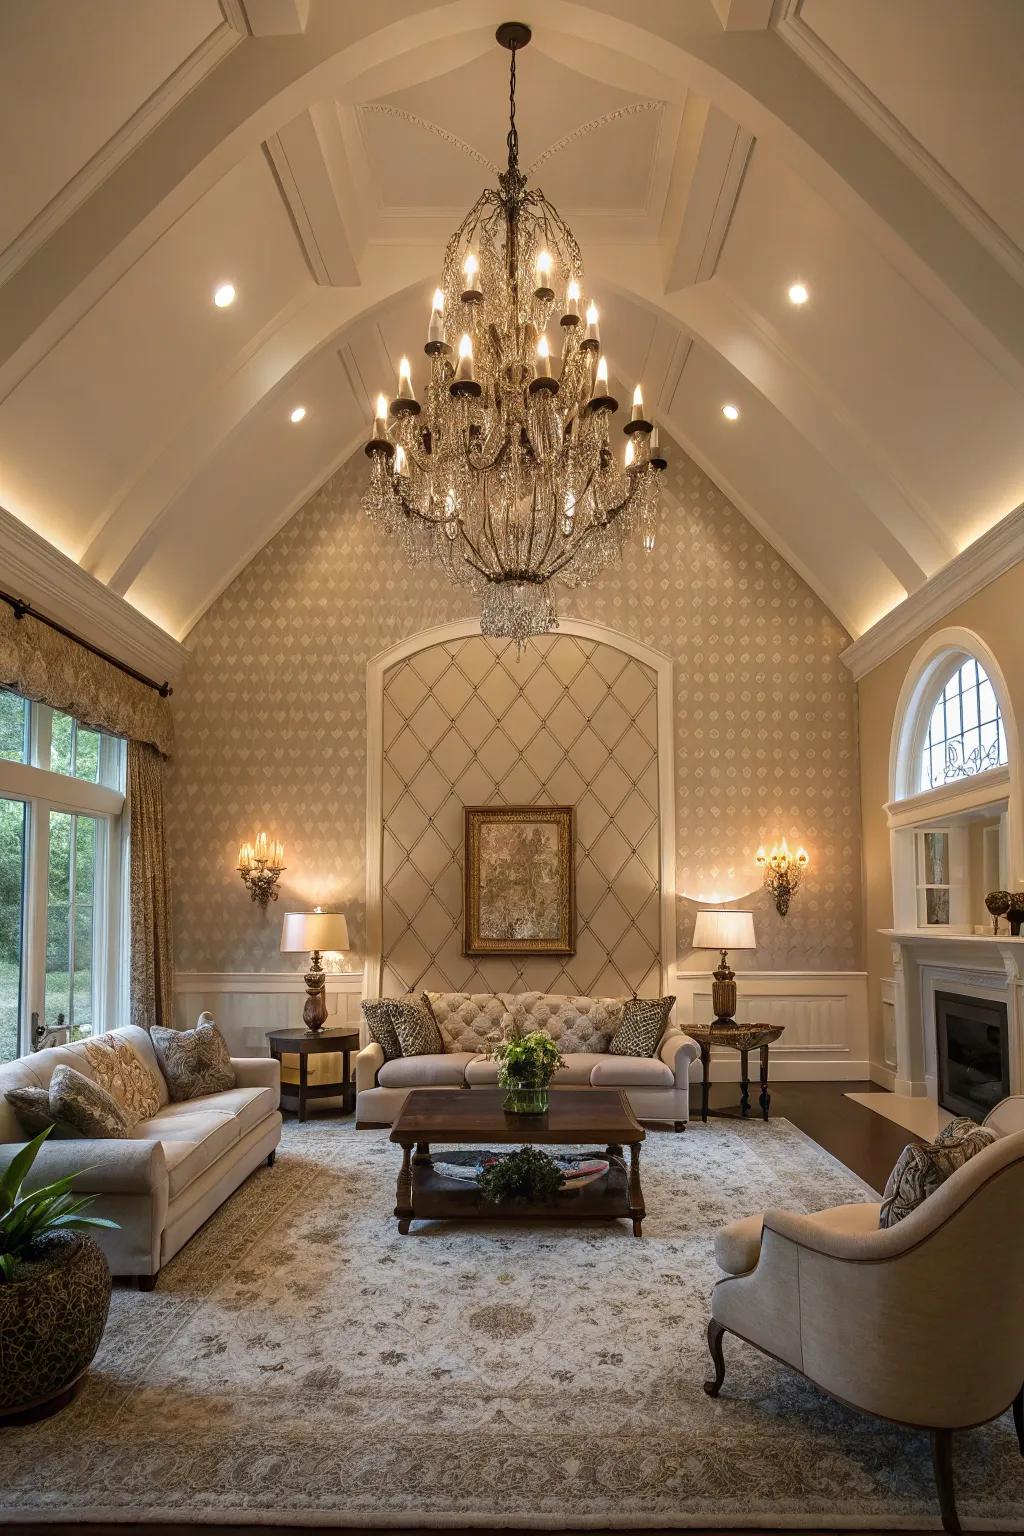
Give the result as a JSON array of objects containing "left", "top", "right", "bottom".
[
  {"left": 711, "top": 948, "right": 738, "bottom": 1022},
  {"left": 302, "top": 950, "right": 328, "bottom": 1032}
]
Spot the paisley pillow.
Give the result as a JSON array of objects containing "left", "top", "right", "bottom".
[
  {"left": 81, "top": 1034, "right": 162, "bottom": 1122},
  {"left": 4, "top": 1085, "right": 82, "bottom": 1139},
  {"left": 49, "top": 1065, "right": 132, "bottom": 1139},
  {"left": 150, "top": 1015, "right": 237, "bottom": 1103},
  {"left": 879, "top": 1116, "right": 996, "bottom": 1228}
]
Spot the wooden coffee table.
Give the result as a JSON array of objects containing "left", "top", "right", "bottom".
[{"left": 389, "top": 1087, "right": 647, "bottom": 1236}]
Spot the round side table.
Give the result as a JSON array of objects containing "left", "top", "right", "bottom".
[
  {"left": 688, "top": 1023, "right": 785, "bottom": 1123},
  {"left": 266, "top": 1027, "right": 360, "bottom": 1122}
]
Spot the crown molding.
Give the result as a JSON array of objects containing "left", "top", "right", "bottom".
[
  {"left": 841, "top": 504, "right": 1024, "bottom": 680},
  {"left": 0, "top": 506, "right": 189, "bottom": 686},
  {"left": 775, "top": 0, "right": 1024, "bottom": 286},
  {"left": 0, "top": 19, "right": 242, "bottom": 289}
]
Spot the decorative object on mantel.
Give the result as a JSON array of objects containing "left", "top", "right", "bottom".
[
  {"left": 691, "top": 910, "right": 757, "bottom": 1022},
  {"left": 756, "top": 839, "right": 809, "bottom": 916},
  {"left": 984, "top": 889, "right": 1011, "bottom": 934},
  {"left": 236, "top": 832, "right": 285, "bottom": 907},
  {"left": 362, "top": 22, "right": 666, "bottom": 643},
  {"left": 280, "top": 910, "right": 350, "bottom": 1032},
  {"left": 464, "top": 805, "right": 575, "bottom": 956},
  {"left": 1006, "top": 893, "right": 1024, "bottom": 938}
]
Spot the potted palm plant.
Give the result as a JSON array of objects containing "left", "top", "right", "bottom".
[
  {"left": 0, "top": 1128, "right": 117, "bottom": 1422},
  {"left": 489, "top": 1030, "right": 565, "bottom": 1114}
]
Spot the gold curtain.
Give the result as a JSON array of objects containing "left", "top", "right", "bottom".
[
  {"left": 0, "top": 602, "right": 173, "bottom": 756},
  {"left": 127, "top": 742, "right": 174, "bottom": 1031}
]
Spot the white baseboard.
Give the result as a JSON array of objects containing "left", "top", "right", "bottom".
[
  {"left": 868, "top": 1061, "right": 898, "bottom": 1090},
  {"left": 691, "top": 1057, "right": 872, "bottom": 1083}
]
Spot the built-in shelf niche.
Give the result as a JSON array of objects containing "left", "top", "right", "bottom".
[{"left": 890, "top": 780, "right": 1010, "bottom": 937}]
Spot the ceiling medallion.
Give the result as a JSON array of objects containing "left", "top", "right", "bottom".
[{"left": 362, "top": 22, "right": 667, "bottom": 644}]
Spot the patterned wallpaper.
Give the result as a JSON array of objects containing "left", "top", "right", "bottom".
[
  {"left": 380, "top": 634, "right": 662, "bottom": 999},
  {"left": 166, "top": 443, "right": 862, "bottom": 976}
]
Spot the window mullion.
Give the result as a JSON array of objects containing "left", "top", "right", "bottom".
[
  {"left": 22, "top": 799, "right": 50, "bottom": 1050},
  {"left": 67, "top": 813, "right": 78, "bottom": 1037},
  {"left": 31, "top": 704, "right": 52, "bottom": 773}
]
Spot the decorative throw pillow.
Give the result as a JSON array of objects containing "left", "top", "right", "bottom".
[
  {"left": 48, "top": 1065, "right": 133, "bottom": 1139},
  {"left": 82, "top": 1034, "right": 162, "bottom": 1121},
  {"left": 609, "top": 996, "right": 675, "bottom": 1057},
  {"left": 879, "top": 1116, "right": 996, "bottom": 1228},
  {"left": 361, "top": 1000, "right": 405, "bottom": 1061},
  {"left": 392, "top": 1000, "right": 444, "bottom": 1057},
  {"left": 150, "top": 1016, "right": 237, "bottom": 1103}
]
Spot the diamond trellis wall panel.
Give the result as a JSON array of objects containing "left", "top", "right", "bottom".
[
  {"left": 380, "top": 635, "right": 662, "bottom": 999},
  {"left": 166, "top": 439, "right": 861, "bottom": 977}
]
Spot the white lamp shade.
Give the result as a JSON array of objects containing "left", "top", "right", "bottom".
[
  {"left": 280, "top": 911, "right": 350, "bottom": 955},
  {"left": 691, "top": 909, "right": 756, "bottom": 952}
]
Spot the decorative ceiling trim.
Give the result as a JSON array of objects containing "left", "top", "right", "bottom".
[
  {"left": 841, "top": 504, "right": 1024, "bottom": 680},
  {"left": 0, "top": 505, "right": 189, "bottom": 683},
  {"left": 0, "top": 18, "right": 243, "bottom": 290},
  {"left": 525, "top": 101, "right": 663, "bottom": 173},
  {"left": 357, "top": 104, "right": 498, "bottom": 173},
  {"left": 775, "top": 0, "right": 1024, "bottom": 285}
]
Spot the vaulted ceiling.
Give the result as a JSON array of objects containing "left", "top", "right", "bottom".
[{"left": 1, "top": 0, "right": 1022, "bottom": 647}]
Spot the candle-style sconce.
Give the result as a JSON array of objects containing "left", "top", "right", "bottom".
[
  {"left": 756, "top": 840, "right": 809, "bottom": 917},
  {"left": 237, "top": 832, "right": 285, "bottom": 907}
]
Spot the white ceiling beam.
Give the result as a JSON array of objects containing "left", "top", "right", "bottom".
[
  {"left": 236, "top": 0, "right": 309, "bottom": 36},
  {"left": 78, "top": 245, "right": 435, "bottom": 594},
  {"left": 2, "top": 9, "right": 1020, "bottom": 409},
  {"left": 265, "top": 101, "right": 363, "bottom": 285},
  {"left": 711, "top": 0, "right": 774, "bottom": 31},
  {"left": 0, "top": 505, "right": 188, "bottom": 685},
  {"left": 660, "top": 95, "right": 752, "bottom": 293}
]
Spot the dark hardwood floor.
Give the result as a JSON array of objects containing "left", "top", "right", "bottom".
[
  {"left": 690, "top": 1078, "right": 923, "bottom": 1191},
  {"left": 5, "top": 1085, "right": 923, "bottom": 1536}
]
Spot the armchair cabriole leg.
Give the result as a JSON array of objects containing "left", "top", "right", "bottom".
[
  {"left": 703, "top": 1319, "right": 726, "bottom": 1397},
  {"left": 930, "top": 1429, "right": 961, "bottom": 1535},
  {"left": 1014, "top": 1385, "right": 1024, "bottom": 1455}
]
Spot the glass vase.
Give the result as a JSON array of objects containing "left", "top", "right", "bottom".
[{"left": 500, "top": 1073, "right": 550, "bottom": 1115}]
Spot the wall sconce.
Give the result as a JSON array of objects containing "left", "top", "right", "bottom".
[
  {"left": 756, "top": 840, "right": 808, "bottom": 917},
  {"left": 237, "top": 832, "right": 285, "bottom": 907}
]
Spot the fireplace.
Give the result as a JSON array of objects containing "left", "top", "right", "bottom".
[{"left": 935, "top": 991, "right": 1010, "bottom": 1121}]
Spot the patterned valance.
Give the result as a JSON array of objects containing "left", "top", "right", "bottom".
[{"left": 0, "top": 602, "right": 173, "bottom": 757}]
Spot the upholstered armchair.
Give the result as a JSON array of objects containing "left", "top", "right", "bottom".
[{"left": 705, "top": 1100, "right": 1024, "bottom": 1534}]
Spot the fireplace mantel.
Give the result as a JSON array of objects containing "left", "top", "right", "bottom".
[{"left": 882, "top": 928, "right": 1024, "bottom": 1097}]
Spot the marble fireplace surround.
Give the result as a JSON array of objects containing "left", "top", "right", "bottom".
[{"left": 884, "top": 930, "right": 1024, "bottom": 1100}]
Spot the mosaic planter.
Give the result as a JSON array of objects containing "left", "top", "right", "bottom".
[{"left": 0, "top": 1231, "right": 111, "bottom": 1422}]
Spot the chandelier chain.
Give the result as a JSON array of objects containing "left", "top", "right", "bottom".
[{"left": 507, "top": 44, "right": 519, "bottom": 175}]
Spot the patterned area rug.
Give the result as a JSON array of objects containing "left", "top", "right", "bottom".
[{"left": 3, "top": 1118, "right": 1023, "bottom": 1529}]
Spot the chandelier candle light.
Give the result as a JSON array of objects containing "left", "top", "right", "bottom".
[
  {"left": 756, "top": 841, "right": 809, "bottom": 917},
  {"left": 236, "top": 833, "right": 285, "bottom": 907},
  {"left": 363, "top": 21, "right": 667, "bottom": 644}
]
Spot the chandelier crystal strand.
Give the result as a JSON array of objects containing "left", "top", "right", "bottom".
[{"left": 362, "top": 21, "right": 667, "bottom": 642}]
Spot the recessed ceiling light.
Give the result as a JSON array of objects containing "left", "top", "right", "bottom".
[
  {"left": 289, "top": 406, "right": 307, "bottom": 424},
  {"left": 722, "top": 403, "right": 740, "bottom": 421},
  {"left": 788, "top": 282, "right": 809, "bottom": 305},
  {"left": 213, "top": 283, "right": 236, "bottom": 308}
]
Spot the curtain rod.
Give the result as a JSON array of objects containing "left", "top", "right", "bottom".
[{"left": 0, "top": 589, "right": 173, "bottom": 698}]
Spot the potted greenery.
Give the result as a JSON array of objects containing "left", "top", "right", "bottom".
[
  {"left": 489, "top": 1030, "right": 565, "bottom": 1114},
  {"left": 0, "top": 1128, "right": 117, "bottom": 1422},
  {"left": 478, "top": 1146, "right": 565, "bottom": 1203}
]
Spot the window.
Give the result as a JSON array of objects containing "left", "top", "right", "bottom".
[
  {"left": 0, "top": 695, "right": 125, "bottom": 1062},
  {"left": 919, "top": 657, "right": 1007, "bottom": 792}
]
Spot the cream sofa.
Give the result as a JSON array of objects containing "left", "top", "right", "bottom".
[
  {"left": 356, "top": 991, "right": 699, "bottom": 1129},
  {"left": 706, "top": 1096, "right": 1024, "bottom": 1534},
  {"left": 0, "top": 1024, "right": 282, "bottom": 1287}
]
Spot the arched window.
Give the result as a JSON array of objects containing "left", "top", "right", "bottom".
[{"left": 918, "top": 656, "right": 1007, "bottom": 793}]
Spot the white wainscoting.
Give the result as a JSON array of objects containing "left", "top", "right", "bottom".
[
  {"left": 173, "top": 972, "right": 366, "bottom": 1056},
  {"left": 674, "top": 970, "right": 870, "bottom": 1080},
  {"left": 176, "top": 969, "right": 869, "bottom": 1080}
]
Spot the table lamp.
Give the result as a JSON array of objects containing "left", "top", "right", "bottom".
[
  {"left": 691, "top": 909, "right": 757, "bottom": 1022},
  {"left": 280, "top": 910, "right": 350, "bottom": 1032}
]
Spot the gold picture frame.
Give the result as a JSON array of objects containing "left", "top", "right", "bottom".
[{"left": 464, "top": 805, "right": 576, "bottom": 957}]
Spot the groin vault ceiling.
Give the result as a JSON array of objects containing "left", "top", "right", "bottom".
[{"left": 0, "top": 0, "right": 1022, "bottom": 643}]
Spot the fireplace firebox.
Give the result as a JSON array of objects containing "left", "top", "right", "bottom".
[{"left": 935, "top": 990, "right": 1010, "bottom": 1122}]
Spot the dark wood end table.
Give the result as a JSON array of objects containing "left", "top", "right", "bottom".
[
  {"left": 389, "top": 1087, "right": 647, "bottom": 1236},
  {"left": 266, "top": 1026, "right": 360, "bottom": 1121},
  {"left": 688, "top": 1023, "right": 785, "bottom": 1123}
]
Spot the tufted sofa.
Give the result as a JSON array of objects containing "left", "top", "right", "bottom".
[{"left": 355, "top": 991, "right": 699, "bottom": 1129}]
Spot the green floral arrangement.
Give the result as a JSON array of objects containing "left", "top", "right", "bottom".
[
  {"left": 488, "top": 1029, "right": 565, "bottom": 1083},
  {"left": 477, "top": 1146, "right": 565, "bottom": 1204},
  {"left": 0, "top": 1129, "right": 118, "bottom": 1283}
]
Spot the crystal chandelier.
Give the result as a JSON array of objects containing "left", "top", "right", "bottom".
[{"left": 362, "top": 21, "right": 667, "bottom": 643}]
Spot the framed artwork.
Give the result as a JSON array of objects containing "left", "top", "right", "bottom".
[{"left": 464, "top": 805, "right": 576, "bottom": 956}]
